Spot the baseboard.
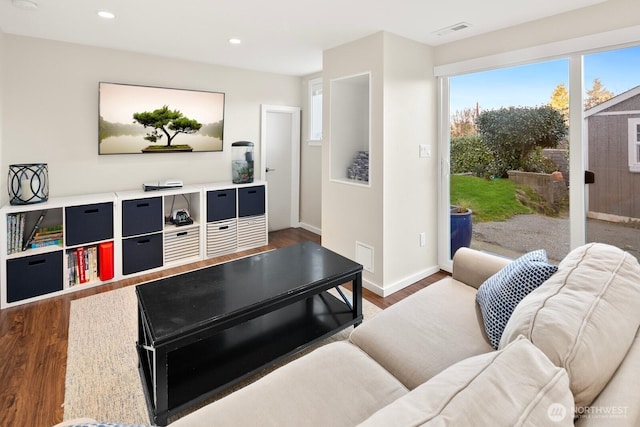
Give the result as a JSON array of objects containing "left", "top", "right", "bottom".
[
  {"left": 362, "top": 265, "right": 441, "bottom": 297},
  {"left": 298, "top": 222, "right": 321, "bottom": 236}
]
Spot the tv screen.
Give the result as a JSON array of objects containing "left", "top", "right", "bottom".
[{"left": 98, "top": 82, "right": 225, "bottom": 154}]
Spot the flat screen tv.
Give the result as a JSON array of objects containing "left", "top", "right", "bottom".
[{"left": 98, "top": 82, "right": 225, "bottom": 155}]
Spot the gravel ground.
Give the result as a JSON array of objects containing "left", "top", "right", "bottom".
[{"left": 470, "top": 214, "right": 640, "bottom": 264}]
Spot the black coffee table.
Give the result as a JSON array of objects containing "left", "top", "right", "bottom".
[{"left": 136, "top": 241, "right": 363, "bottom": 425}]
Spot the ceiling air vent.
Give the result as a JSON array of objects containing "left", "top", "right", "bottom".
[{"left": 433, "top": 22, "right": 472, "bottom": 37}]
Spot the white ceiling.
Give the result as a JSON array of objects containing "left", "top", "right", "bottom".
[{"left": 0, "top": 0, "right": 607, "bottom": 76}]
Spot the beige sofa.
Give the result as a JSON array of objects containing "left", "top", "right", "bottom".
[
  {"left": 61, "top": 243, "right": 640, "bottom": 426},
  {"left": 168, "top": 242, "right": 640, "bottom": 426}
]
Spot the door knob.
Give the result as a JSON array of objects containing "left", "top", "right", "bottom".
[{"left": 266, "top": 167, "right": 276, "bottom": 173}]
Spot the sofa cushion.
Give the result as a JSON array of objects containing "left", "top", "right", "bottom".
[
  {"left": 169, "top": 341, "right": 408, "bottom": 427},
  {"left": 357, "top": 337, "right": 574, "bottom": 427},
  {"left": 500, "top": 243, "right": 640, "bottom": 409},
  {"left": 476, "top": 249, "right": 558, "bottom": 349},
  {"left": 349, "top": 278, "right": 493, "bottom": 390},
  {"left": 574, "top": 327, "right": 640, "bottom": 426}
]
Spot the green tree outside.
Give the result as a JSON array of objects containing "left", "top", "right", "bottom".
[
  {"left": 548, "top": 78, "right": 615, "bottom": 116},
  {"left": 476, "top": 106, "right": 567, "bottom": 178},
  {"left": 584, "top": 78, "right": 614, "bottom": 109},
  {"left": 450, "top": 104, "right": 480, "bottom": 137},
  {"left": 548, "top": 83, "right": 569, "bottom": 123},
  {"left": 450, "top": 134, "right": 493, "bottom": 178}
]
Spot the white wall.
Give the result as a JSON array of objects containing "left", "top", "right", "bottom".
[
  {"left": 1, "top": 35, "right": 301, "bottom": 205},
  {"left": 299, "top": 72, "right": 322, "bottom": 233},
  {"left": 323, "top": 32, "right": 437, "bottom": 295},
  {"left": 382, "top": 33, "right": 438, "bottom": 290},
  {"left": 323, "top": 33, "right": 384, "bottom": 289}
]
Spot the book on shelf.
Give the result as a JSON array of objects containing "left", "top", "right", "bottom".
[
  {"left": 68, "top": 245, "right": 103, "bottom": 287},
  {"left": 77, "top": 246, "right": 86, "bottom": 284},
  {"left": 30, "top": 225, "right": 63, "bottom": 248},
  {"left": 68, "top": 250, "right": 78, "bottom": 286},
  {"left": 36, "top": 224, "right": 63, "bottom": 234},
  {"left": 6, "top": 213, "right": 25, "bottom": 255},
  {"left": 6, "top": 211, "right": 63, "bottom": 254},
  {"left": 22, "top": 210, "right": 47, "bottom": 251},
  {"left": 30, "top": 238, "right": 63, "bottom": 249},
  {"left": 91, "top": 246, "right": 98, "bottom": 280},
  {"left": 31, "top": 233, "right": 63, "bottom": 242}
]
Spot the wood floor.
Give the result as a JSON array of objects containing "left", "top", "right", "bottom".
[{"left": 0, "top": 228, "right": 448, "bottom": 427}]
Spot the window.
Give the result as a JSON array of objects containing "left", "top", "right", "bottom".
[
  {"left": 629, "top": 118, "right": 640, "bottom": 172},
  {"left": 308, "top": 77, "right": 322, "bottom": 144}
]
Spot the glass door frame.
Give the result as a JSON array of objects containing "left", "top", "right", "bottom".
[
  {"left": 437, "top": 77, "right": 453, "bottom": 270},
  {"left": 568, "top": 56, "right": 587, "bottom": 250}
]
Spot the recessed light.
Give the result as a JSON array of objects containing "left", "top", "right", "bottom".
[
  {"left": 98, "top": 10, "right": 116, "bottom": 19},
  {"left": 228, "top": 38, "right": 242, "bottom": 45},
  {"left": 12, "top": 0, "right": 38, "bottom": 10}
]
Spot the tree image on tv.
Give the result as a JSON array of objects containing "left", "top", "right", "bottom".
[{"left": 132, "top": 105, "right": 202, "bottom": 152}]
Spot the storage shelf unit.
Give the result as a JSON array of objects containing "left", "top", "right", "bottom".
[
  {"left": 116, "top": 185, "right": 204, "bottom": 277},
  {"left": 206, "top": 187, "right": 237, "bottom": 257},
  {"left": 1, "top": 193, "right": 116, "bottom": 308},
  {"left": 204, "top": 182, "right": 268, "bottom": 257},
  {"left": 0, "top": 182, "right": 267, "bottom": 308}
]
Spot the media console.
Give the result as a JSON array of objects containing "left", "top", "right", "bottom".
[{"left": 0, "top": 181, "right": 268, "bottom": 309}]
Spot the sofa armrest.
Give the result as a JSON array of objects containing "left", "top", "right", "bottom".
[{"left": 451, "top": 247, "right": 510, "bottom": 289}]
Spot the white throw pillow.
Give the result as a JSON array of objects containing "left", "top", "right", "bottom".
[{"left": 500, "top": 243, "right": 640, "bottom": 409}]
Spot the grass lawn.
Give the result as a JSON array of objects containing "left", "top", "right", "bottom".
[{"left": 450, "top": 175, "right": 534, "bottom": 223}]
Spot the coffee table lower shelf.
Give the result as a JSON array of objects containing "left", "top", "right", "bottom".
[{"left": 137, "top": 290, "right": 361, "bottom": 425}]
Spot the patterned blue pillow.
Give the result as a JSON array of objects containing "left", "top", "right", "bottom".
[{"left": 476, "top": 250, "right": 558, "bottom": 349}]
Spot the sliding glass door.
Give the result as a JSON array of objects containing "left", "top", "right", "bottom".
[
  {"left": 439, "top": 44, "right": 640, "bottom": 267},
  {"left": 446, "top": 60, "right": 570, "bottom": 265},
  {"left": 583, "top": 45, "right": 640, "bottom": 261}
]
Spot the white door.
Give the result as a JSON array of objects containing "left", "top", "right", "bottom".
[{"left": 260, "top": 105, "right": 301, "bottom": 231}]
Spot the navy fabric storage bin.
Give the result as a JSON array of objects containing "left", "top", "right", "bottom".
[
  {"left": 122, "top": 232, "right": 163, "bottom": 275},
  {"left": 238, "top": 186, "right": 265, "bottom": 217},
  {"left": 65, "top": 202, "right": 114, "bottom": 246},
  {"left": 207, "top": 189, "right": 236, "bottom": 222},
  {"left": 7, "top": 251, "right": 63, "bottom": 302},
  {"left": 122, "top": 197, "right": 163, "bottom": 237}
]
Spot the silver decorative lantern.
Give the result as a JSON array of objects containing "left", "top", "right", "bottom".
[{"left": 8, "top": 163, "right": 49, "bottom": 205}]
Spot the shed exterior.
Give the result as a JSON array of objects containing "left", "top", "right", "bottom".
[{"left": 585, "top": 86, "right": 640, "bottom": 222}]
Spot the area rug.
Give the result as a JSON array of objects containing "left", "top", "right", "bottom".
[{"left": 63, "top": 284, "right": 382, "bottom": 424}]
